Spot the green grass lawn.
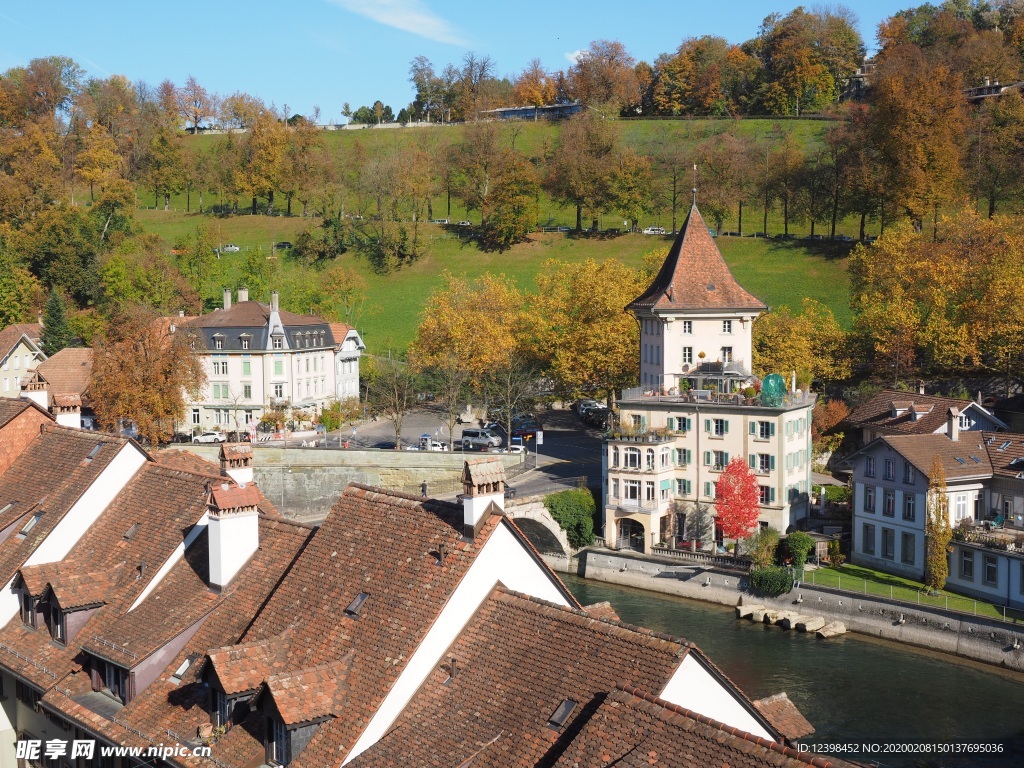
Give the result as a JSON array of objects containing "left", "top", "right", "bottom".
[
  {"left": 135, "top": 208, "right": 854, "bottom": 353},
  {"left": 805, "top": 563, "right": 1024, "bottom": 623}
]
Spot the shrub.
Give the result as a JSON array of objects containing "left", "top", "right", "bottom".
[
  {"left": 827, "top": 539, "right": 846, "bottom": 569},
  {"left": 745, "top": 527, "right": 780, "bottom": 570},
  {"left": 750, "top": 566, "right": 794, "bottom": 596},
  {"left": 544, "top": 488, "right": 596, "bottom": 549},
  {"left": 824, "top": 485, "right": 851, "bottom": 504},
  {"left": 785, "top": 531, "right": 815, "bottom": 574}
]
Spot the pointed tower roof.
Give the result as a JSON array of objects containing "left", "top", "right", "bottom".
[{"left": 627, "top": 205, "right": 767, "bottom": 313}]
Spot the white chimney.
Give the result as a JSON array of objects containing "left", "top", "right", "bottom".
[
  {"left": 947, "top": 407, "right": 960, "bottom": 442},
  {"left": 223, "top": 288, "right": 232, "bottom": 311},
  {"left": 207, "top": 483, "right": 260, "bottom": 590},
  {"left": 460, "top": 458, "right": 506, "bottom": 539},
  {"left": 219, "top": 443, "right": 254, "bottom": 486},
  {"left": 52, "top": 394, "right": 82, "bottom": 429},
  {"left": 270, "top": 291, "right": 279, "bottom": 312},
  {"left": 238, "top": 287, "right": 249, "bottom": 303},
  {"left": 917, "top": 380, "right": 925, "bottom": 395}
]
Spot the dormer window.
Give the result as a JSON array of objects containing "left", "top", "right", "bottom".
[
  {"left": 267, "top": 716, "right": 290, "bottom": 766},
  {"left": 273, "top": 336, "right": 283, "bottom": 350},
  {"left": 241, "top": 336, "right": 250, "bottom": 350},
  {"left": 49, "top": 602, "right": 65, "bottom": 644},
  {"left": 19, "top": 591, "right": 35, "bottom": 628}
]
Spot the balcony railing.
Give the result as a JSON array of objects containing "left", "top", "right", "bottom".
[
  {"left": 605, "top": 431, "right": 676, "bottom": 444},
  {"left": 611, "top": 498, "right": 661, "bottom": 514},
  {"left": 619, "top": 386, "right": 816, "bottom": 410}
]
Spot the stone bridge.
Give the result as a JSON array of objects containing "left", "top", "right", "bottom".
[{"left": 505, "top": 495, "right": 571, "bottom": 556}]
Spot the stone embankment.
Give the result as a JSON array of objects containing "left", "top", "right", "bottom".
[{"left": 578, "top": 548, "right": 1024, "bottom": 673}]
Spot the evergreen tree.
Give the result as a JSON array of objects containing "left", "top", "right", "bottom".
[
  {"left": 40, "top": 290, "right": 71, "bottom": 354},
  {"left": 925, "top": 457, "right": 954, "bottom": 593}
]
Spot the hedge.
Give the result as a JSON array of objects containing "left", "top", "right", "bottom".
[
  {"left": 544, "top": 488, "right": 596, "bottom": 549},
  {"left": 749, "top": 566, "right": 794, "bottom": 596}
]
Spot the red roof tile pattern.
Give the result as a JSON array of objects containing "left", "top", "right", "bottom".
[
  {"left": 552, "top": 687, "right": 852, "bottom": 768},
  {"left": 628, "top": 205, "right": 767, "bottom": 313},
  {"left": 343, "top": 588, "right": 694, "bottom": 768},
  {"left": 879, "top": 434, "right": 992, "bottom": 480},
  {"left": 462, "top": 456, "right": 506, "bottom": 488},
  {"left": 0, "top": 398, "right": 44, "bottom": 429},
  {"left": 219, "top": 443, "right": 253, "bottom": 462},
  {"left": 46, "top": 568, "right": 121, "bottom": 609},
  {"left": 582, "top": 600, "right": 621, "bottom": 621},
  {"left": 329, "top": 322, "right": 354, "bottom": 342},
  {"left": 981, "top": 431, "right": 1024, "bottom": 479},
  {"left": 754, "top": 692, "right": 815, "bottom": 740},
  {"left": 207, "top": 633, "right": 291, "bottom": 695},
  {"left": 182, "top": 301, "right": 327, "bottom": 329},
  {"left": 263, "top": 654, "right": 353, "bottom": 725},
  {"left": 210, "top": 483, "right": 262, "bottom": 511},
  {"left": 153, "top": 450, "right": 222, "bottom": 477},
  {"left": 33, "top": 348, "right": 94, "bottom": 396},
  {"left": 0, "top": 323, "right": 42, "bottom": 356},
  {"left": 846, "top": 389, "right": 1003, "bottom": 437}
]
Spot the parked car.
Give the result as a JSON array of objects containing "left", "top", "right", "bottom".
[
  {"left": 574, "top": 398, "right": 599, "bottom": 415},
  {"left": 834, "top": 234, "right": 853, "bottom": 242},
  {"left": 193, "top": 431, "right": 226, "bottom": 444},
  {"left": 455, "top": 221, "right": 473, "bottom": 227},
  {"left": 221, "top": 244, "right": 240, "bottom": 253},
  {"left": 642, "top": 226, "right": 665, "bottom": 235},
  {"left": 431, "top": 218, "right": 450, "bottom": 224},
  {"left": 274, "top": 241, "right": 293, "bottom": 250},
  {"left": 504, "top": 485, "right": 517, "bottom": 499},
  {"left": 461, "top": 428, "right": 502, "bottom": 450},
  {"left": 584, "top": 406, "right": 609, "bottom": 427},
  {"left": 511, "top": 419, "right": 542, "bottom": 439}
]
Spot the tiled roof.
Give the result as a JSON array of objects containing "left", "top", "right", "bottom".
[
  {"left": 153, "top": 449, "right": 221, "bottom": 477},
  {"left": 219, "top": 443, "right": 252, "bottom": 462},
  {"left": 879, "top": 434, "right": 992, "bottom": 480},
  {"left": 462, "top": 456, "right": 506, "bottom": 488},
  {"left": 342, "top": 588, "right": 693, "bottom": 768},
  {"left": 627, "top": 205, "right": 767, "bottom": 313},
  {"left": 329, "top": 322, "right": 354, "bottom": 341},
  {"left": 0, "top": 323, "right": 42, "bottom": 356},
  {"left": 582, "top": 600, "right": 621, "bottom": 621},
  {"left": 46, "top": 568, "right": 121, "bottom": 610},
  {"left": 0, "top": 398, "right": 47, "bottom": 429},
  {"left": 846, "top": 389, "right": 1004, "bottom": 436},
  {"left": 182, "top": 301, "right": 328, "bottom": 330},
  {"left": 210, "top": 482, "right": 262, "bottom": 511},
  {"left": 207, "top": 632, "right": 292, "bottom": 694},
  {"left": 262, "top": 654, "right": 353, "bottom": 725},
  {"left": 552, "top": 687, "right": 851, "bottom": 768},
  {"left": 33, "top": 348, "right": 94, "bottom": 396},
  {"left": 981, "top": 431, "right": 1024, "bottom": 479},
  {"left": 754, "top": 693, "right": 815, "bottom": 740}
]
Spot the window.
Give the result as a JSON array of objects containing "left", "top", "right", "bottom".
[
  {"left": 682, "top": 320, "right": 692, "bottom": 334},
  {"left": 750, "top": 453, "right": 773, "bottom": 474},
  {"left": 16, "top": 680, "right": 39, "bottom": 708},
  {"left": 213, "top": 688, "right": 230, "bottom": 728},
  {"left": 243, "top": 385, "right": 252, "bottom": 400},
  {"left": 611, "top": 479, "right": 619, "bottom": 498},
  {"left": 272, "top": 336, "right": 282, "bottom": 349},
  {"left": 865, "top": 456, "right": 875, "bottom": 478},
  {"left": 242, "top": 360, "right": 251, "bottom": 377},
  {"left": 712, "top": 450, "right": 728, "bottom": 471},
  {"left": 623, "top": 448, "right": 640, "bottom": 469},
  {"left": 611, "top": 447, "right": 619, "bottom": 467},
  {"left": 682, "top": 347, "right": 693, "bottom": 365},
  {"left": 274, "top": 359, "right": 284, "bottom": 376},
  {"left": 675, "top": 448, "right": 692, "bottom": 466},
  {"left": 104, "top": 662, "right": 128, "bottom": 704},
  {"left": 241, "top": 337, "right": 249, "bottom": 350},
  {"left": 660, "top": 448, "right": 670, "bottom": 468},
  {"left": 191, "top": 408, "right": 200, "bottom": 425},
  {"left": 722, "top": 320, "right": 732, "bottom": 333},
  {"left": 984, "top": 554, "right": 998, "bottom": 586},
  {"left": 753, "top": 421, "right": 775, "bottom": 440},
  {"left": 903, "top": 462, "right": 915, "bottom": 484},
  {"left": 864, "top": 486, "right": 875, "bottom": 513},
  {"left": 955, "top": 494, "right": 969, "bottom": 521},
  {"left": 49, "top": 603, "right": 65, "bottom": 644},
  {"left": 645, "top": 449, "right": 655, "bottom": 470},
  {"left": 881, "top": 528, "right": 895, "bottom": 560},
  {"left": 709, "top": 418, "right": 728, "bottom": 437},
  {"left": 19, "top": 514, "right": 41, "bottom": 538},
  {"left": 759, "top": 485, "right": 776, "bottom": 505},
  {"left": 959, "top": 413, "right": 971, "bottom": 430},
  {"left": 267, "top": 717, "right": 290, "bottom": 766},
  {"left": 721, "top": 346, "right": 733, "bottom": 363},
  {"left": 274, "top": 384, "right": 284, "bottom": 399},
  {"left": 884, "top": 459, "right": 895, "bottom": 481},
  {"left": 883, "top": 490, "right": 895, "bottom": 517},
  {"left": 676, "top": 479, "right": 691, "bottom": 496},
  {"left": 903, "top": 494, "right": 916, "bottom": 522},
  {"left": 863, "top": 523, "right": 875, "bottom": 555},
  {"left": 624, "top": 480, "right": 640, "bottom": 501},
  {"left": 20, "top": 591, "right": 35, "bottom": 628},
  {"left": 644, "top": 482, "right": 655, "bottom": 501},
  {"left": 961, "top": 549, "right": 974, "bottom": 580},
  {"left": 901, "top": 532, "right": 915, "bottom": 565},
  {"left": 214, "top": 338, "right": 223, "bottom": 350}
]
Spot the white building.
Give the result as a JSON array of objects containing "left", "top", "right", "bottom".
[
  {"left": 604, "top": 204, "right": 815, "bottom": 552},
  {"left": 330, "top": 322, "right": 366, "bottom": 400},
  {"left": 0, "top": 323, "right": 43, "bottom": 399},
  {"left": 179, "top": 289, "right": 362, "bottom": 431}
]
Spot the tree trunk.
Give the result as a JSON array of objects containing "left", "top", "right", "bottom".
[
  {"left": 738, "top": 200, "right": 743, "bottom": 236},
  {"left": 859, "top": 212, "right": 866, "bottom": 241},
  {"left": 186, "top": 187, "right": 191, "bottom": 213},
  {"left": 286, "top": 193, "right": 292, "bottom": 217},
  {"left": 268, "top": 190, "right": 275, "bottom": 215},
  {"left": 763, "top": 192, "right": 769, "bottom": 236},
  {"left": 783, "top": 195, "right": 789, "bottom": 235},
  {"left": 199, "top": 190, "right": 204, "bottom": 214},
  {"left": 576, "top": 203, "right": 582, "bottom": 232},
  {"left": 164, "top": 193, "right": 170, "bottom": 211},
  {"left": 251, "top": 197, "right": 258, "bottom": 215},
  {"left": 830, "top": 194, "right": 838, "bottom": 238}
]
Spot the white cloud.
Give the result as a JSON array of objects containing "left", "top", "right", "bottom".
[
  {"left": 326, "top": 0, "right": 468, "bottom": 46},
  {"left": 564, "top": 49, "right": 586, "bottom": 65}
]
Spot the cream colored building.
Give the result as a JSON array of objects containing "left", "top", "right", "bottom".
[
  {"left": 0, "top": 324, "right": 43, "bottom": 399},
  {"left": 603, "top": 204, "right": 815, "bottom": 553}
]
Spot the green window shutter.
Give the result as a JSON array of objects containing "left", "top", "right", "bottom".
[
  {"left": 660, "top": 479, "right": 672, "bottom": 491},
  {"left": 242, "top": 361, "right": 251, "bottom": 376},
  {"left": 705, "top": 418, "right": 711, "bottom": 433},
  {"left": 770, "top": 423, "right": 776, "bottom": 437},
  {"left": 749, "top": 454, "right": 756, "bottom": 469},
  {"left": 671, "top": 449, "right": 677, "bottom": 464},
  {"left": 724, "top": 420, "right": 730, "bottom": 434},
  {"left": 704, "top": 450, "right": 711, "bottom": 466},
  {"left": 667, "top": 417, "right": 675, "bottom": 430},
  {"left": 704, "top": 481, "right": 712, "bottom": 497},
  {"left": 685, "top": 480, "right": 691, "bottom": 495},
  {"left": 685, "top": 417, "right": 692, "bottom": 431},
  {"left": 770, "top": 455, "right": 776, "bottom": 471},
  {"left": 640, "top": 416, "right": 647, "bottom": 431},
  {"left": 770, "top": 487, "right": 776, "bottom": 503},
  {"left": 686, "top": 449, "right": 693, "bottom": 464},
  {"left": 749, "top": 421, "right": 756, "bottom": 435},
  {"left": 724, "top": 452, "right": 730, "bottom": 464}
]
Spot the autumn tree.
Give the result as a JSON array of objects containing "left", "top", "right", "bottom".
[
  {"left": 714, "top": 457, "right": 761, "bottom": 558},
  {"left": 236, "top": 107, "right": 287, "bottom": 213},
  {"left": 409, "top": 55, "right": 444, "bottom": 122},
  {"left": 365, "top": 356, "right": 419, "bottom": 449},
  {"left": 545, "top": 113, "right": 617, "bottom": 231},
  {"left": 482, "top": 359, "right": 539, "bottom": 442},
  {"left": 90, "top": 305, "right": 206, "bottom": 444},
  {"left": 811, "top": 398, "right": 851, "bottom": 457},
  {"left": 534, "top": 258, "right": 645, "bottom": 399},
  {"left": 925, "top": 456, "right": 953, "bottom": 592},
  {"left": 415, "top": 352, "right": 470, "bottom": 450},
  {"left": 479, "top": 151, "right": 539, "bottom": 251},
  {"left": 752, "top": 299, "right": 849, "bottom": 385},
  {"left": 512, "top": 59, "right": 555, "bottom": 120},
  {"left": 568, "top": 40, "right": 639, "bottom": 114},
  {"left": 0, "top": 255, "right": 43, "bottom": 327},
  {"left": 176, "top": 75, "right": 215, "bottom": 133},
  {"left": 76, "top": 123, "right": 120, "bottom": 201}
]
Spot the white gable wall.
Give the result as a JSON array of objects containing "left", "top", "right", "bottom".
[{"left": 343, "top": 521, "right": 569, "bottom": 764}]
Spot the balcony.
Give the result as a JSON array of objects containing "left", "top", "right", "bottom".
[
  {"left": 619, "top": 386, "right": 816, "bottom": 411},
  {"left": 608, "top": 464, "right": 660, "bottom": 475},
  {"left": 610, "top": 498, "right": 662, "bottom": 515},
  {"left": 605, "top": 430, "right": 676, "bottom": 445}
]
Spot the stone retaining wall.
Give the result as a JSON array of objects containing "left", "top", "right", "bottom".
[{"left": 579, "top": 549, "right": 1024, "bottom": 673}]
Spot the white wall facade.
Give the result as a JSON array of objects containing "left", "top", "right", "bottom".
[
  {"left": 0, "top": 340, "right": 41, "bottom": 400},
  {"left": 659, "top": 654, "right": 772, "bottom": 739}
]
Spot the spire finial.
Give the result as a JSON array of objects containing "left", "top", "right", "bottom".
[{"left": 692, "top": 163, "right": 698, "bottom": 207}]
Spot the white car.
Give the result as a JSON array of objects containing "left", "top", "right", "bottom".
[
  {"left": 455, "top": 220, "right": 473, "bottom": 227},
  {"left": 642, "top": 227, "right": 665, "bottom": 235},
  {"left": 193, "top": 431, "right": 226, "bottom": 444},
  {"left": 221, "top": 244, "right": 240, "bottom": 253}
]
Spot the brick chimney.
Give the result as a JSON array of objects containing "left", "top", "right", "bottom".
[
  {"left": 238, "top": 287, "right": 249, "bottom": 303},
  {"left": 219, "top": 443, "right": 254, "bottom": 486},
  {"left": 947, "top": 407, "right": 960, "bottom": 442},
  {"left": 223, "top": 288, "right": 232, "bottom": 311},
  {"left": 460, "top": 458, "right": 506, "bottom": 540},
  {"left": 207, "top": 482, "right": 260, "bottom": 590}
]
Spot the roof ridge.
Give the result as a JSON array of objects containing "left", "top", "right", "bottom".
[
  {"left": 344, "top": 483, "right": 462, "bottom": 511},
  {"left": 614, "top": 685, "right": 839, "bottom": 768}
]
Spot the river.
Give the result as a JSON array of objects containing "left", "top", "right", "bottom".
[{"left": 563, "top": 574, "right": 1024, "bottom": 768}]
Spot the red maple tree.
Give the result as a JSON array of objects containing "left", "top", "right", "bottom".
[{"left": 715, "top": 457, "right": 761, "bottom": 557}]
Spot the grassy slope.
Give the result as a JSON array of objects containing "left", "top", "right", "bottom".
[{"left": 137, "top": 209, "right": 852, "bottom": 353}]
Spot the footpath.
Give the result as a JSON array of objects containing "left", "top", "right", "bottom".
[{"left": 551, "top": 547, "right": 1024, "bottom": 674}]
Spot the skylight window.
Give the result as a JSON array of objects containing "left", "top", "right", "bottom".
[
  {"left": 86, "top": 443, "right": 102, "bottom": 461},
  {"left": 18, "top": 514, "right": 42, "bottom": 538},
  {"left": 547, "top": 699, "right": 578, "bottom": 730},
  {"left": 970, "top": 456, "right": 981, "bottom": 463},
  {"left": 0, "top": 503, "right": 13, "bottom": 516},
  {"left": 169, "top": 653, "right": 199, "bottom": 685},
  {"left": 124, "top": 523, "right": 140, "bottom": 540},
  {"left": 1000, "top": 441, "right": 1011, "bottom": 451},
  {"left": 953, "top": 457, "right": 966, "bottom": 465},
  {"left": 344, "top": 592, "right": 369, "bottom": 618}
]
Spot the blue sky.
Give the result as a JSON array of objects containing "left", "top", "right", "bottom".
[{"left": 2, "top": 1, "right": 903, "bottom": 123}]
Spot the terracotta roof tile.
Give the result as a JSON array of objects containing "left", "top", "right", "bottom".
[
  {"left": 153, "top": 450, "right": 222, "bottom": 477},
  {"left": 0, "top": 398, "right": 45, "bottom": 429},
  {"left": 0, "top": 323, "right": 42, "bottom": 356},
  {"left": 210, "top": 482, "right": 262, "bottom": 511},
  {"left": 263, "top": 654, "right": 352, "bottom": 725},
  {"left": 628, "top": 205, "right": 766, "bottom": 313},
  {"left": 981, "top": 431, "right": 1024, "bottom": 479},
  {"left": 32, "top": 348, "right": 93, "bottom": 396},
  {"left": 462, "top": 457, "right": 506, "bottom": 488},
  {"left": 880, "top": 434, "right": 992, "bottom": 480},
  {"left": 846, "top": 389, "right": 1004, "bottom": 436},
  {"left": 754, "top": 692, "right": 816, "bottom": 740},
  {"left": 207, "top": 633, "right": 291, "bottom": 695}
]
